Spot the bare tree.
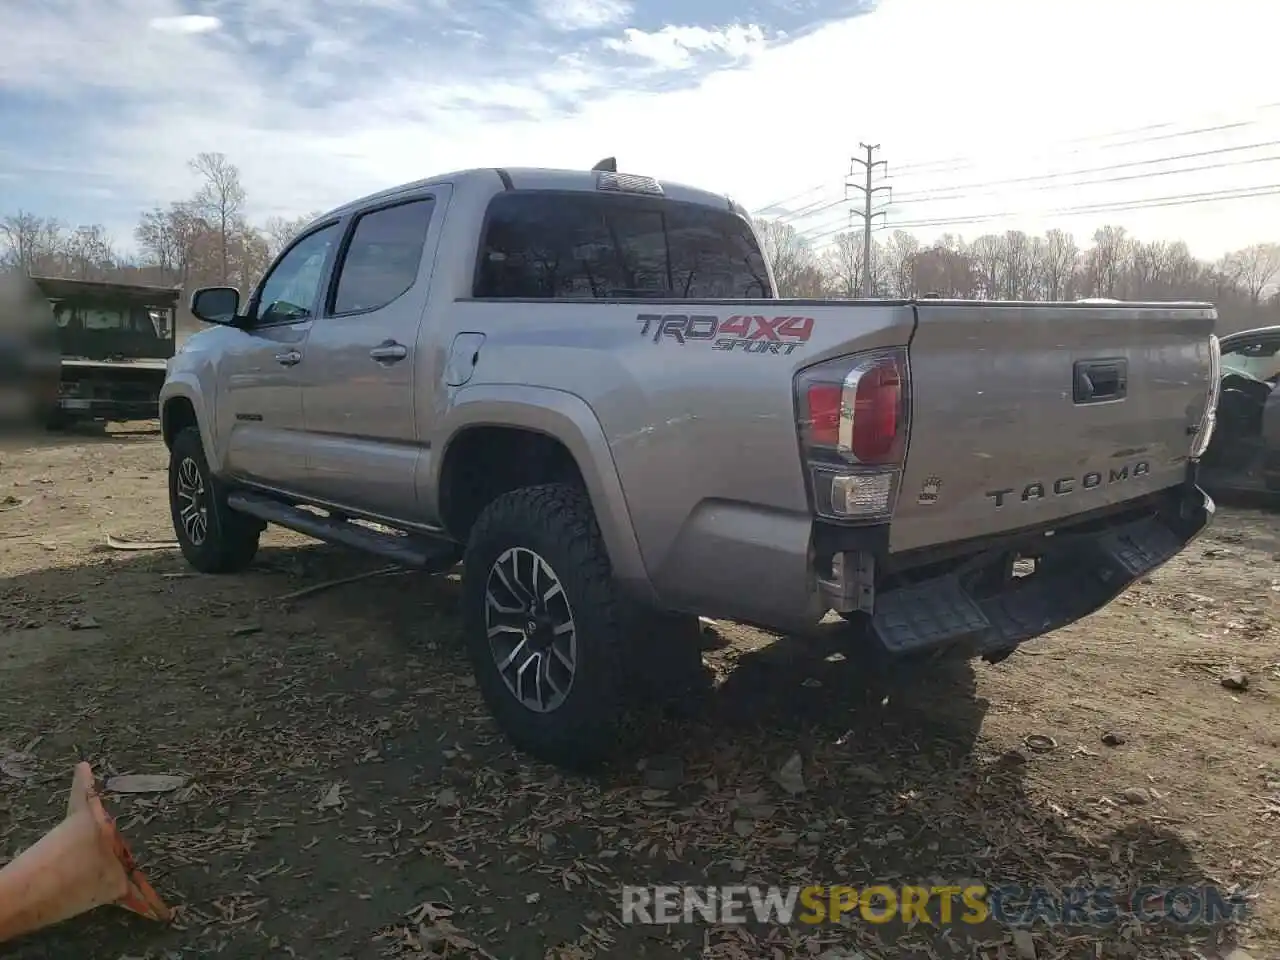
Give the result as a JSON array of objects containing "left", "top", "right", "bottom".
[
  {"left": 969, "top": 235, "right": 1003, "bottom": 298},
  {"left": 1040, "top": 229, "right": 1079, "bottom": 300},
  {"left": 820, "top": 232, "right": 864, "bottom": 298},
  {"left": 1085, "top": 226, "right": 1132, "bottom": 298},
  {"left": 998, "top": 230, "right": 1034, "bottom": 299},
  {"left": 1129, "top": 240, "right": 1172, "bottom": 298},
  {"left": 913, "top": 244, "right": 974, "bottom": 297},
  {"left": 753, "top": 218, "right": 817, "bottom": 297},
  {"left": 0, "top": 211, "right": 44, "bottom": 274},
  {"left": 189, "top": 152, "right": 247, "bottom": 284},
  {"left": 1163, "top": 241, "right": 1202, "bottom": 293},
  {"left": 135, "top": 208, "right": 182, "bottom": 279},
  {"left": 62, "top": 225, "right": 116, "bottom": 280},
  {"left": 263, "top": 212, "right": 322, "bottom": 260},
  {"left": 880, "top": 231, "right": 920, "bottom": 297},
  {"left": 229, "top": 229, "right": 272, "bottom": 292},
  {"left": 1221, "top": 243, "right": 1280, "bottom": 304}
]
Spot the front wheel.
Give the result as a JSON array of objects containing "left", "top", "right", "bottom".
[
  {"left": 461, "top": 483, "right": 627, "bottom": 770},
  {"left": 168, "top": 426, "right": 262, "bottom": 573}
]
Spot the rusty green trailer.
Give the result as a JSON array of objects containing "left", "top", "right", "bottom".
[{"left": 30, "top": 276, "right": 181, "bottom": 427}]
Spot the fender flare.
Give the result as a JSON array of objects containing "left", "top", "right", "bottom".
[
  {"left": 430, "top": 383, "right": 654, "bottom": 598},
  {"left": 159, "top": 378, "right": 222, "bottom": 474}
]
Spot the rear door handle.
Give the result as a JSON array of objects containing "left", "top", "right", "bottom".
[
  {"left": 275, "top": 350, "right": 302, "bottom": 367},
  {"left": 370, "top": 340, "right": 408, "bottom": 363}
]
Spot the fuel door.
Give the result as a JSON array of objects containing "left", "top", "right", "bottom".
[{"left": 445, "top": 332, "right": 485, "bottom": 387}]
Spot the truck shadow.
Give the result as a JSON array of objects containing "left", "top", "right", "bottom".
[
  {"left": 1205, "top": 486, "right": 1280, "bottom": 514},
  {"left": 0, "top": 543, "right": 1245, "bottom": 959}
]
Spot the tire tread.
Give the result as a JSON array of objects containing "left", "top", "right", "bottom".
[
  {"left": 169, "top": 426, "right": 261, "bottom": 574},
  {"left": 462, "top": 483, "right": 626, "bottom": 769}
]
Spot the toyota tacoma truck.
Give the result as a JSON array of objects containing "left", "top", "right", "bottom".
[{"left": 160, "top": 161, "right": 1220, "bottom": 768}]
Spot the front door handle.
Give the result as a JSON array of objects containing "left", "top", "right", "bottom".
[
  {"left": 370, "top": 340, "right": 408, "bottom": 363},
  {"left": 275, "top": 350, "right": 302, "bottom": 367}
]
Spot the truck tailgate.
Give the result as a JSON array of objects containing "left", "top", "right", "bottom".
[{"left": 890, "top": 301, "right": 1216, "bottom": 555}]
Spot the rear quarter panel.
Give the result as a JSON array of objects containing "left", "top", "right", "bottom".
[{"left": 435, "top": 299, "right": 914, "bottom": 625}]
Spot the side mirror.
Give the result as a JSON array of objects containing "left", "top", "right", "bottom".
[{"left": 190, "top": 287, "right": 241, "bottom": 325}]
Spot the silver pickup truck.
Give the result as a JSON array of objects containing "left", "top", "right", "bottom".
[{"left": 161, "top": 162, "right": 1220, "bottom": 768}]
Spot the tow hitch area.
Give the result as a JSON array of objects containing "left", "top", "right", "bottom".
[{"left": 870, "top": 487, "right": 1214, "bottom": 659}]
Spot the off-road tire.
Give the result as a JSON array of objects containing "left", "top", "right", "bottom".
[
  {"left": 168, "top": 426, "right": 262, "bottom": 574},
  {"left": 462, "top": 483, "right": 626, "bottom": 770}
]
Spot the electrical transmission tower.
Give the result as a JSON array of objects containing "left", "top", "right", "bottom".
[{"left": 847, "top": 144, "right": 891, "bottom": 296}]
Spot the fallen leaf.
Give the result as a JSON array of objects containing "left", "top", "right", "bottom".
[
  {"left": 0, "top": 751, "right": 38, "bottom": 780},
  {"left": 106, "top": 774, "right": 188, "bottom": 794},
  {"left": 774, "top": 752, "right": 806, "bottom": 795},
  {"left": 318, "top": 782, "right": 344, "bottom": 809}
]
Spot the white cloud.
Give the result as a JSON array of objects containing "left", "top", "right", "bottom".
[
  {"left": 536, "top": 0, "right": 631, "bottom": 31},
  {"left": 2, "top": 0, "right": 1278, "bottom": 258},
  {"left": 603, "top": 24, "right": 767, "bottom": 69},
  {"left": 147, "top": 14, "right": 221, "bottom": 33}
]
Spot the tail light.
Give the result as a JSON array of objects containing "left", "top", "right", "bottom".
[
  {"left": 795, "top": 348, "right": 909, "bottom": 522},
  {"left": 1189, "top": 334, "right": 1220, "bottom": 460}
]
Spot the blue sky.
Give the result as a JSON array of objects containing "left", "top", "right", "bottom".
[{"left": 0, "top": 0, "right": 1275, "bottom": 258}]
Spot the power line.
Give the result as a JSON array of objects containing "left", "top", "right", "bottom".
[
  {"left": 800, "top": 183, "right": 1280, "bottom": 246},
  {"left": 889, "top": 138, "right": 1280, "bottom": 202},
  {"left": 890, "top": 101, "right": 1280, "bottom": 175},
  {"left": 789, "top": 142, "right": 1280, "bottom": 240},
  {"left": 794, "top": 151, "right": 1280, "bottom": 239},
  {"left": 753, "top": 102, "right": 1280, "bottom": 219},
  {"left": 893, "top": 154, "right": 1280, "bottom": 207},
  {"left": 887, "top": 120, "right": 1275, "bottom": 190},
  {"left": 776, "top": 192, "right": 853, "bottom": 225},
  {"left": 752, "top": 181, "right": 830, "bottom": 216}
]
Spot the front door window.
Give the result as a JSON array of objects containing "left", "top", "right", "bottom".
[{"left": 256, "top": 224, "right": 339, "bottom": 324}]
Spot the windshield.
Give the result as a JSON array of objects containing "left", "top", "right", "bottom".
[{"left": 51, "top": 303, "right": 169, "bottom": 337}]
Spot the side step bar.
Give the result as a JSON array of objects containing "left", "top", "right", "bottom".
[{"left": 226, "top": 491, "right": 459, "bottom": 570}]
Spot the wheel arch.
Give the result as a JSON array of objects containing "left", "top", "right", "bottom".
[
  {"left": 159, "top": 379, "right": 221, "bottom": 472},
  {"left": 431, "top": 384, "right": 655, "bottom": 602}
]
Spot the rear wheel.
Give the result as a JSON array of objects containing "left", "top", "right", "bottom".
[
  {"left": 168, "top": 426, "right": 262, "bottom": 573},
  {"left": 461, "top": 483, "right": 626, "bottom": 770}
]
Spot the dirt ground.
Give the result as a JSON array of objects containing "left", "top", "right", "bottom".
[{"left": 1, "top": 423, "right": 1278, "bottom": 960}]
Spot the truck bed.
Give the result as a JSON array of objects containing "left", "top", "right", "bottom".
[{"left": 571, "top": 295, "right": 1216, "bottom": 632}]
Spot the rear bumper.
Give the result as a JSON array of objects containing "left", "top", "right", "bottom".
[{"left": 825, "top": 475, "right": 1214, "bottom": 658}]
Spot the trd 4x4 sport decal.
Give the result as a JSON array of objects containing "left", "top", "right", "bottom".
[{"left": 637, "top": 314, "right": 814, "bottom": 356}]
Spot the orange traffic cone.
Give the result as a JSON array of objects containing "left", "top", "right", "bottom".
[{"left": 0, "top": 761, "right": 171, "bottom": 944}]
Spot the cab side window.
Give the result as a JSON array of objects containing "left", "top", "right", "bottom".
[
  {"left": 256, "top": 223, "right": 339, "bottom": 324},
  {"left": 331, "top": 199, "right": 436, "bottom": 316}
]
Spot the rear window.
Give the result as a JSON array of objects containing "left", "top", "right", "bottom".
[{"left": 474, "top": 191, "right": 772, "bottom": 299}]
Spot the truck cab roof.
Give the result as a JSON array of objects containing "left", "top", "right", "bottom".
[{"left": 312, "top": 166, "right": 743, "bottom": 229}]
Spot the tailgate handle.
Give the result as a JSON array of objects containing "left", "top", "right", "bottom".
[{"left": 1073, "top": 358, "right": 1127, "bottom": 404}]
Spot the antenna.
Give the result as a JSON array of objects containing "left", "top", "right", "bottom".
[{"left": 591, "top": 157, "right": 617, "bottom": 172}]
